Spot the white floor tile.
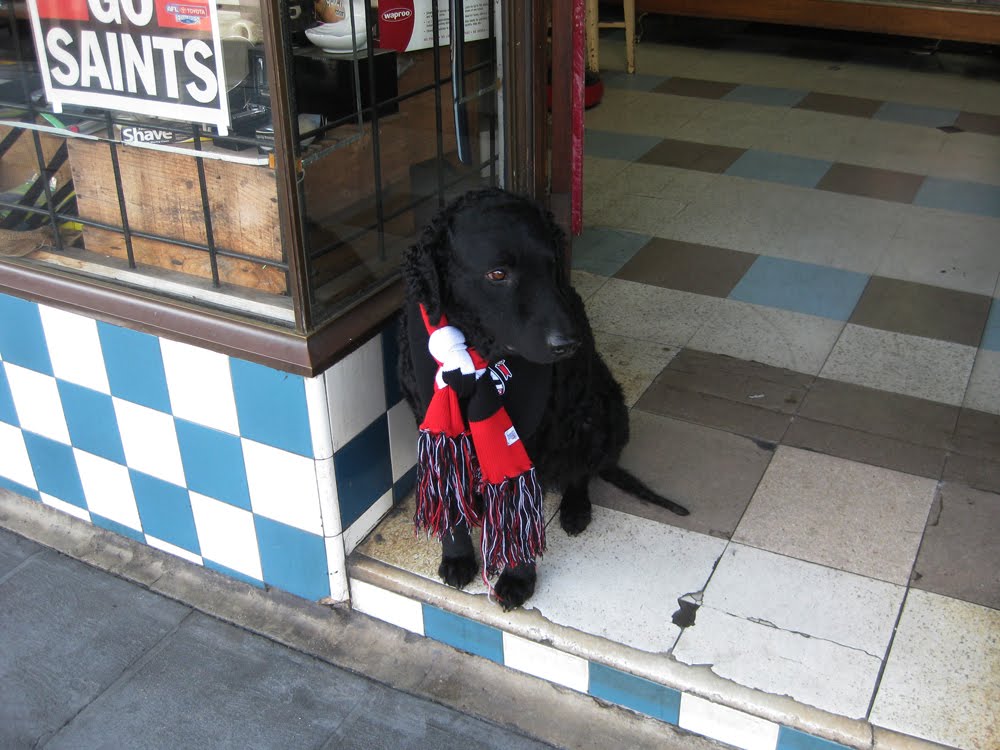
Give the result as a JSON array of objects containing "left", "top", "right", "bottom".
[
  {"left": 820, "top": 325, "right": 977, "bottom": 407},
  {"left": 242, "top": 438, "right": 322, "bottom": 535},
  {"left": 870, "top": 589, "right": 1000, "bottom": 750},
  {"left": 703, "top": 544, "right": 905, "bottom": 656},
  {"left": 73, "top": 449, "right": 141, "bottom": 531},
  {"left": 160, "top": 338, "right": 239, "bottom": 435},
  {"left": 527, "top": 505, "right": 727, "bottom": 653},
  {"left": 386, "top": 400, "right": 417, "bottom": 483},
  {"left": 113, "top": 397, "right": 185, "bottom": 486},
  {"left": 585, "top": 193, "right": 690, "bottom": 238},
  {"left": 0, "top": 421, "right": 37, "bottom": 489},
  {"left": 37, "top": 306, "right": 110, "bottom": 394},
  {"left": 964, "top": 349, "right": 1000, "bottom": 416},
  {"left": 586, "top": 278, "right": 718, "bottom": 348},
  {"left": 675, "top": 606, "right": 880, "bottom": 718},
  {"left": 4, "top": 364, "right": 70, "bottom": 444},
  {"left": 734, "top": 446, "right": 937, "bottom": 584},
  {"left": 502, "top": 632, "right": 589, "bottom": 693},
  {"left": 350, "top": 579, "right": 424, "bottom": 635},
  {"left": 325, "top": 336, "right": 386, "bottom": 451},
  {"left": 688, "top": 300, "right": 844, "bottom": 376},
  {"left": 570, "top": 270, "right": 609, "bottom": 302},
  {"left": 593, "top": 331, "right": 679, "bottom": 407},
  {"left": 678, "top": 693, "right": 780, "bottom": 750},
  {"left": 188, "top": 491, "right": 262, "bottom": 580}
]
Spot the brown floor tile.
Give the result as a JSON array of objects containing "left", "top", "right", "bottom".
[
  {"left": 793, "top": 91, "right": 883, "bottom": 118},
  {"left": 816, "top": 163, "right": 925, "bottom": 204},
  {"left": 614, "top": 238, "right": 757, "bottom": 297},
  {"left": 911, "top": 483, "right": 1000, "bottom": 610},
  {"left": 784, "top": 417, "right": 946, "bottom": 479},
  {"left": 950, "top": 408, "right": 1000, "bottom": 462},
  {"left": 942, "top": 453, "right": 1000, "bottom": 495},
  {"left": 954, "top": 111, "right": 1000, "bottom": 136},
  {"left": 638, "top": 138, "right": 745, "bottom": 174},
  {"left": 593, "top": 409, "right": 773, "bottom": 538},
  {"left": 848, "top": 277, "right": 992, "bottom": 347},
  {"left": 659, "top": 349, "right": 813, "bottom": 414},
  {"left": 653, "top": 77, "right": 738, "bottom": 99},
  {"left": 797, "top": 378, "right": 959, "bottom": 449}
]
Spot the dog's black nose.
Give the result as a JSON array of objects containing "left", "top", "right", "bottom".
[{"left": 547, "top": 333, "right": 580, "bottom": 358}]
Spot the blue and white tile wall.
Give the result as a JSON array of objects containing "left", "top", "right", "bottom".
[{"left": 0, "top": 291, "right": 417, "bottom": 603}]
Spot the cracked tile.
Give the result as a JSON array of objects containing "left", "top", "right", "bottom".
[
  {"left": 673, "top": 606, "right": 882, "bottom": 718},
  {"left": 527, "top": 505, "right": 728, "bottom": 654}
]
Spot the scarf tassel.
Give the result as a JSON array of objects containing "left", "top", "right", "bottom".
[
  {"left": 480, "top": 468, "right": 546, "bottom": 577},
  {"left": 414, "top": 429, "right": 481, "bottom": 536}
]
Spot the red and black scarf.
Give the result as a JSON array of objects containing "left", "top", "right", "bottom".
[{"left": 413, "top": 305, "right": 546, "bottom": 577}]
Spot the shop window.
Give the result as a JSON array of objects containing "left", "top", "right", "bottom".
[{"left": 0, "top": 0, "right": 502, "bottom": 369}]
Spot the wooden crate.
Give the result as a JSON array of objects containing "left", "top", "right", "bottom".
[{"left": 67, "top": 139, "right": 287, "bottom": 294}]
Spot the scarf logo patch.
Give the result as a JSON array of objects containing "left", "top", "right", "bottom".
[
  {"left": 488, "top": 359, "right": 512, "bottom": 396},
  {"left": 504, "top": 426, "right": 520, "bottom": 446}
]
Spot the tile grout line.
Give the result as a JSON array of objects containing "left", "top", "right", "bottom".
[{"left": 863, "top": 584, "right": 912, "bottom": 722}]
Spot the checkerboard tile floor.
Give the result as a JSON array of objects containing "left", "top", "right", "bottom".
[{"left": 352, "top": 27, "right": 998, "bottom": 750}]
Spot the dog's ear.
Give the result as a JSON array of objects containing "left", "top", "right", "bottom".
[{"left": 403, "top": 213, "right": 446, "bottom": 323}]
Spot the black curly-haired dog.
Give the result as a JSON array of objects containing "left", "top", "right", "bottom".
[{"left": 398, "top": 188, "right": 688, "bottom": 609}]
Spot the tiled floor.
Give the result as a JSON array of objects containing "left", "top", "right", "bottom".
[{"left": 353, "top": 24, "right": 1000, "bottom": 750}]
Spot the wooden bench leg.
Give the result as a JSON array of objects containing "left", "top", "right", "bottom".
[
  {"left": 585, "top": 0, "right": 599, "bottom": 73},
  {"left": 624, "top": 0, "right": 636, "bottom": 73}
]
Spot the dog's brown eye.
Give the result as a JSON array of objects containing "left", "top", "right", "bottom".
[{"left": 485, "top": 269, "right": 507, "bottom": 282}]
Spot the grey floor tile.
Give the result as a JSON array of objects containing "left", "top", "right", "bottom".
[
  {"left": 638, "top": 137, "right": 745, "bottom": 174},
  {"left": 733, "top": 446, "right": 938, "bottom": 584},
  {"left": 613, "top": 237, "right": 757, "bottom": 297},
  {"left": 0, "top": 551, "right": 191, "bottom": 749},
  {"left": 794, "top": 91, "right": 883, "bottom": 118},
  {"left": 849, "top": 276, "right": 992, "bottom": 347},
  {"left": 571, "top": 226, "right": 652, "bottom": 277},
  {"left": 911, "top": 483, "right": 1000, "bottom": 609},
  {"left": 783, "top": 417, "right": 946, "bottom": 479},
  {"left": 593, "top": 410, "right": 774, "bottom": 538},
  {"left": 942, "top": 452, "right": 1000, "bottom": 495},
  {"left": 654, "top": 77, "right": 738, "bottom": 99},
  {"left": 0, "top": 527, "right": 42, "bottom": 579},
  {"left": 797, "top": 378, "right": 959, "bottom": 449},
  {"left": 870, "top": 590, "right": 1000, "bottom": 750},
  {"left": 954, "top": 110, "right": 1000, "bottom": 136}
]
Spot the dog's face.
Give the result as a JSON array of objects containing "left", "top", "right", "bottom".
[{"left": 436, "top": 193, "right": 580, "bottom": 364}]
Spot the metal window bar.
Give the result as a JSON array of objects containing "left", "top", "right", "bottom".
[
  {"left": 104, "top": 112, "right": 136, "bottom": 269},
  {"left": 191, "top": 124, "right": 222, "bottom": 288}
]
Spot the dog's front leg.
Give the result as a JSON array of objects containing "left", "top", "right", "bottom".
[
  {"left": 438, "top": 525, "right": 479, "bottom": 589},
  {"left": 559, "top": 478, "right": 592, "bottom": 535},
  {"left": 495, "top": 562, "right": 537, "bottom": 610}
]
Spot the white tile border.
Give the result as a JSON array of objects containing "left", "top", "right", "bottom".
[
  {"left": 351, "top": 578, "right": 425, "bottom": 635},
  {"left": 501, "top": 631, "right": 590, "bottom": 693},
  {"left": 678, "top": 693, "right": 781, "bottom": 750}
]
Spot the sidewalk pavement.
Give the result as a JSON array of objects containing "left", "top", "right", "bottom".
[{"left": 0, "top": 497, "right": 725, "bottom": 750}]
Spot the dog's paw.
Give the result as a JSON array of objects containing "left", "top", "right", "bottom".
[
  {"left": 494, "top": 564, "right": 536, "bottom": 610},
  {"left": 438, "top": 554, "right": 478, "bottom": 589},
  {"left": 559, "top": 502, "right": 592, "bottom": 536}
]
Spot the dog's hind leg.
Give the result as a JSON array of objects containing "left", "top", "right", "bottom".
[
  {"left": 558, "top": 478, "right": 592, "bottom": 536},
  {"left": 495, "top": 562, "right": 537, "bottom": 610},
  {"left": 438, "top": 525, "right": 479, "bottom": 589}
]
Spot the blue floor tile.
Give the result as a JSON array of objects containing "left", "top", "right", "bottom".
[
  {"left": 255, "top": 516, "right": 330, "bottom": 601},
  {"left": 0, "top": 295, "right": 52, "bottom": 375},
  {"left": 175, "top": 419, "right": 251, "bottom": 510},
  {"left": 584, "top": 129, "right": 662, "bottom": 161},
  {"left": 131, "top": 469, "right": 201, "bottom": 555},
  {"left": 58, "top": 381, "right": 126, "bottom": 464},
  {"left": 982, "top": 299, "right": 1000, "bottom": 352},
  {"left": 572, "top": 226, "right": 651, "bottom": 276},
  {"left": 333, "top": 414, "right": 392, "bottom": 529},
  {"left": 0, "top": 474, "right": 40, "bottom": 501},
  {"left": 97, "top": 322, "right": 171, "bottom": 414},
  {"left": 722, "top": 84, "right": 808, "bottom": 108},
  {"left": 914, "top": 178, "right": 1000, "bottom": 219},
  {"left": 0, "top": 363, "right": 18, "bottom": 426},
  {"left": 422, "top": 605, "right": 504, "bottom": 663},
  {"left": 725, "top": 149, "right": 832, "bottom": 188},
  {"left": 600, "top": 70, "right": 668, "bottom": 92},
  {"left": 588, "top": 663, "right": 681, "bottom": 724},
  {"left": 729, "top": 256, "right": 870, "bottom": 320},
  {"left": 230, "top": 358, "right": 312, "bottom": 458},
  {"left": 873, "top": 101, "right": 959, "bottom": 129},
  {"left": 777, "top": 726, "right": 852, "bottom": 750},
  {"left": 23, "top": 432, "right": 86, "bottom": 508}
]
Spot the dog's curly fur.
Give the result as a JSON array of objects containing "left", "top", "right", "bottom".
[{"left": 398, "top": 188, "right": 659, "bottom": 609}]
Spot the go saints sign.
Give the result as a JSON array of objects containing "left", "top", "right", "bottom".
[{"left": 26, "top": 0, "right": 233, "bottom": 132}]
